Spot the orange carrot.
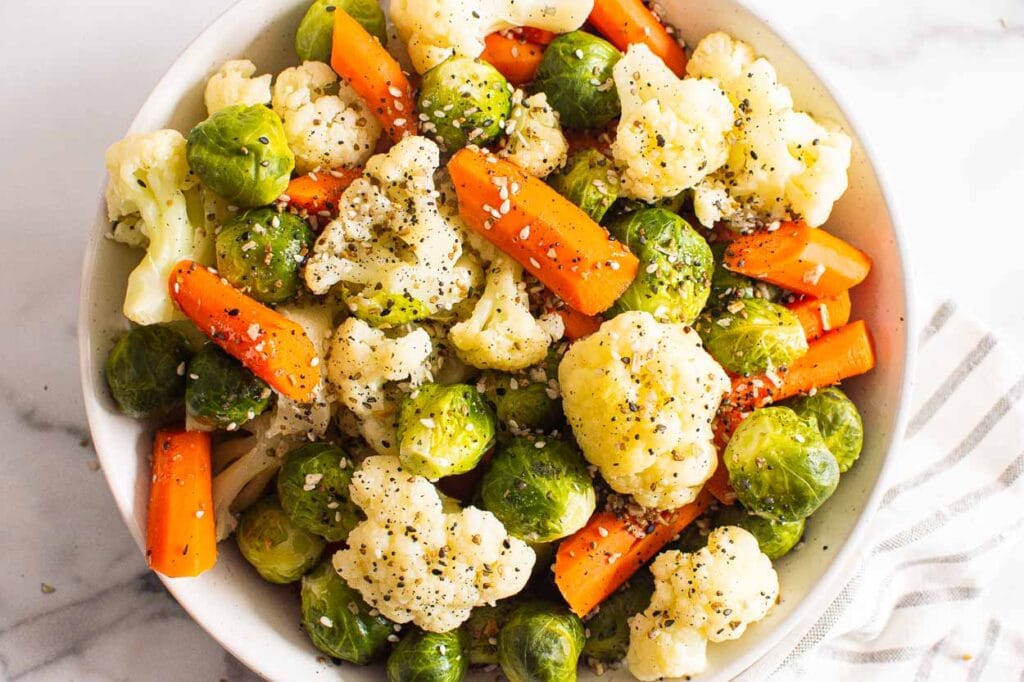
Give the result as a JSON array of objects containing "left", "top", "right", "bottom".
[
  {"left": 564, "top": 123, "right": 616, "bottom": 157},
  {"left": 559, "top": 307, "right": 604, "bottom": 341},
  {"left": 286, "top": 168, "right": 362, "bottom": 217},
  {"left": 331, "top": 8, "right": 416, "bottom": 141},
  {"left": 448, "top": 148, "right": 639, "bottom": 315},
  {"left": 168, "top": 260, "right": 320, "bottom": 402},
  {"left": 588, "top": 0, "right": 688, "bottom": 77},
  {"left": 481, "top": 32, "right": 546, "bottom": 86},
  {"left": 146, "top": 429, "right": 217, "bottom": 578},
  {"left": 520, "top": 27, "right": 557, "bottom": 45},
  {"left": 787, "top": 290, "right": 852, "bottom": 342},
  {"left": 704, "top": 458, "right": 738, "bottom": 506},
  {"left": 555, "top": 491, "right": 712, "bottom": 616},
  {"left": 724, "top": 222, "right": 872, "bottom": 298}
]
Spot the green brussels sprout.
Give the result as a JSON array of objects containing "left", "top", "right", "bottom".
[
  {"left": 347, "top": 291, "right": 431, "bottom": 328},
  {"left": 185, "top": 344, "right": 272, "bottom": 428},
  {"left": 465, "top": 601, "right": 518, "bottom": 665},
  {"left": 673, "top": 521, "right": 709, "bottom": 554},
  {"left": 725, "top": 407, "right": 840, "bottom": 523},
  {"left": 533, "top": 32, "right": 621, "bottom": 129},
  {"left": 186, "top": 104, "right": 294, "bottom": 207},
  {"left": 396, "top": 383, "right": 496, "bottom": 479},
  {"left": 546, "top": 149, "right": 619, "bottom": 223},
  {"left": 236, "top": 496, "right": 325, "bottom": 583},
  {"left": 418, "top": 57, "right": 512, "bottom": 151},
  {"left": 709, "top": 242, "right": 782, "bottom": 304},
  {"left": 582, "top": 570, "right": 654, "bottom": 662},
  {"left": 480, "top": 438, "right": 595, "bottom": 542},
  {"left": 485, "top": 372, "right": 564, "bottom": 434},
  {"left": 713, "top": 505, "right": 804, "bottom": 560},
  {"left": 215, "top": 208, "right": 314, "bottom": 304},
  {"left": 295, "top": 0, "right": 388, "bottom": 63},
  {"left": 277, "top": 442, "right": 361, "bottom": 541},
  {"left": 786, "top": 387, "right": 864, "bottom": 473},
  {"left": 104, "top": 325, "right": 191, "bottom": 418},
  {"left": 607, "top": 208, "right": 714, "bottom": 325},
  {"left": 387, "top": 628, "right": 468, "bottom": 682},
  {"left": 497, "top": 601, "right": 585, "bottom": 682},
  {"left": 696, "top": 298, "right": 808, "bottom": 376},
  {"left": 301, "top": 559, "right": 393, "bottom": 664}
]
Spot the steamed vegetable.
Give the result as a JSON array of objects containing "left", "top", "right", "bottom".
[
  {"left": 203, "top": 59, "right": 272, "bottom": 115},
  {"left": 465, "top": 601, "right": 518, "bottom": 665},
  {"left": 277, "top": 442, "right": 360, "bottom": 541},
  {"left": 396, "top": 383, "right": 496, "bottom": 479},
  {"left": 787, "top": 386, "right": 864, "bottom": 472},
  {"left": 499, "top": 91, "right": 569, "bottom": 178},
  {"left": 713, "top": 505, "right": 804, "bottom": 560},
  {"left": 185, "top": 343, "right": 272, "bottom": 429},
  {"left": 546, "top": 148, "right": 619, "bottom": 223},
  {"left": 481, "top": 32, "right": 546, "bottom": 86},
  {"left": 582, "top": 570, "right": 654, "bottom": 662},
  {"left": 588, "top": 0, "right": 688, "bottom": 77},
  {"left": 285, "top": 167, "right": 362, "bottom": 217},
  {"left": 387, "top": 629, "right": 468, "bottom": 682},
  {"left": 786, "top": 291, "right": 852, "bottom": 342},
  {"left": 533, "top": 31, "right": 621, "bottom": 129},
  {"left": 236, "top": 496, "right": 324, "bottom": 583},
  {"left": 485, "top": 371, "right": 564, "bottom": 434},
  {"left": 497, "top": 601, "right": 585, "bottom": 682},
  {"left": 215, "top": 208, "right": 314, "bottom": 305},
  {"left": 417, "top": 56, "right": 512, "bottom": 150},
  {"left": 296, "top": 0, "right": 387, "bottom": 62},
  {"left": 696, "top": 298, "right": 808, "bottom": 375},
  {"left": 105, "top": 325, "right": 190, "bottom": 419},
  {"left": 710, "top": 241, "right": 782, "bottom": 304}
]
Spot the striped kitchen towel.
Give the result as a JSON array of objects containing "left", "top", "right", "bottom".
[{"left": 740, "top": 300, "right": 1024, "bottom": 680}]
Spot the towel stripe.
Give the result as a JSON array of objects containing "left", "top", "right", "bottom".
[
  {"left": 905, "top": 334, "right": 996, "bottom": 438},
  {"left": 919, "top": 300, "right": 956, "bottom": 345}
]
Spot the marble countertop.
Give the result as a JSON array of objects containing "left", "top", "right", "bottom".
[{"left": 1, "top": 0, "right": 1021, "bottom": 679}]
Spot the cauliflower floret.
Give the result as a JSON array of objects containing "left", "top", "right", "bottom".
[
  {"left": 390, "top": 0, "right": 593, "bottom": 73},
  {"left": 105, "top": 130, "right": 214, "bottom": 325},
  {"left": 499, "top": 91, "right": 569, "bottom": 178},
  {"left": 449, "top": 252, "right": 551, "bottom": 371},
  {"left": 326, "top": 317, "right": 433, "bottom": 454},
  {"left": 558, "top": 311, "right": 729, "bottom": 509},
  {"left": 627, "top": 526, "right": 779, "bottom": 680},
  {"left": 204, "top": 59, "right": 272, "bottom": 115},
  {"left": 305, "top": 136, "right": 475, "bottom": 314},
  {"left": 333, "top": 455, "right": 535, "bottom": 632},
  {"left": 687, "top": 32, "right": 852, "bottom": 228},
  {"left": 612, "top": 44, "right": 734, "bottom": 203},
  {"left": 271, "top": 61, "right": 382, "bottom": 173}
]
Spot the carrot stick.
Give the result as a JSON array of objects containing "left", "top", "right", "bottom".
[
  {"left": 448, "top": 148, "right": 639, "bottom": 315},
  {"left": 481, "top": 32, "right": 546, "bottom": 86},
  {"left": 331, "top": 8, "right": 416, "bottom": 141},
  {"left": 559, "top": 307, "right": 604, "bottom": 341},
  {"left": 588, "top": 0, "right": 688, "bottom": 77},
  {"left": 520, "top": 27, "right": 557, "bottom": 45},
  {"left": 704, "top": 460, "right": 737, "bottom": 506},
  {"left": 787, "top": 290, "right": 852, "bottom": 342},
  {"left": 286, "top": 168, "right": 361, "bottom": 217},
  {"left": 168, "top": 260, "right": 320, "bottom": 402},
  {"left": 723, "top": 222, "right": 871, "bottom": 298},
  {"left": 147, "top": 429, "right": 217, "bottom": 578},
  {"left": 555, "top": 491, "right": 712, "bottom": 616}
]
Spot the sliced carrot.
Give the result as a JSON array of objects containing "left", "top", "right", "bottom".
[
  {"left": 554, "top": 491, "right": 712, "bottom": 616},
  {"left": 559, "top": 307, "right": 604, "bottom": 341},
  {"left": 481, "top": 32, "right": 546, "bottom": 86},
  {"left": 520, "top": 27, "right": 558, "bottom": 45},
  {"left": 168, "top": 260, "right": 320, "bottom": 402},
  {"left": 724, "top": 222, "right": 871, "bottom": 298},
  {"left": 787, "top": 290, "right": 852, "bottom": 342},
  {"left": 286, "top": 168, "right": 362, "bottom": 217},
  {"left": 704, "top": 459, "right": 738, "bottom": 506},
  {"left": 331, "top": 8, "right": 416, "bottom": 141},
  {"left": 147, "top": 429, "right": 217, "bottom": 578},
  {"left": 588, "top": 0, "right": 687, "bottom": 77},
  {"left": 448, "top": 148, "right": 639, "bottom": 315}
]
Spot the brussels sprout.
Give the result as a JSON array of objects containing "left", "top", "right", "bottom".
[
  {"left": 533, "top": 32, "right": 621, "bottom": 129},
  {"left": 696, "top": 298, "right": 808, "bottom": 376},
  {"left": 673, "top": 521, "right": 709, "bottom": 554},
  {"left": 498, "top": 601, "right": 585, "bottom": 682},
  {"left": 485, "top": 372, "right": 564, "bottom": 434},
  {"left": 277, "top": 442, "right": 361, "bottom": 541},
  {"left": 725, "top": 407, "right": 840, "bottom": 523},
  {"left": 546, "top": 149, "right": 619, "bottom": 223},
  {"left": 348, "top": 291, "right": 431, "bottom": 328},
  {"left": 215, "top": 208, "right": 314, "bottom": 304},
  {"left": 396, "top": 383, "right": 496, "bottom": 479},
  {"left": 481, "top": 438, "right": 595, "bottom": 543},
  {"left": 709, "top": 242, "right": 782, "bottom": 304},
  {"left": 713, "top": 505, "right": 804, "bottom": 560},
  {"left": 607, "top": 208, "right": 714, "bottom": 325},
  {"left": 185, "top": 344, "right": 272, "bottom": 428},
  {"left": 465, "top": 601, "right": 518, "bottom": 665},
  {"left": 582, "top": 570, "right": 654, "bottom": 662},
  {"left": 104, "top": 325, "right": 191, "bottom": 418},
  {"left": 296, "top": 0, "right": 388, "bottom": 63},
  {"left": 787, "top": 387, "right": 864, "bottom": 473},
  {"left": 236, "top": 496, "right": 325, "bottom": 583},
  {"left": 186, "top": 104, "right": 294, "bottom": 207},
  {"left": 417, "top": 57, "right": 512, "bottom": 151},
  {"left": 301, "top": 559, "right": 393, "bottom": 664},
  {"left": 387, "top": 628, "right": 468, "bottom": 682}
]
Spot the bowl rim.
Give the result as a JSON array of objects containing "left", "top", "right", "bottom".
[{"left": 77, "top": 1, "right": 917, "bottom": 678}]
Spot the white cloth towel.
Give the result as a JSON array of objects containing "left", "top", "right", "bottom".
[{"left": 740, "top": 299, "right": 1024, "bottom": 680}]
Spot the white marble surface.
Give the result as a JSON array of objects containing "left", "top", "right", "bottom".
[{"left": 0, "top": 0, "right": 1022, "bottom": 679}]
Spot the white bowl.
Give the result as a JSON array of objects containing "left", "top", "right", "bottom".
[{"left": 78, "top": 0, "right": 915, "bottom": 679}]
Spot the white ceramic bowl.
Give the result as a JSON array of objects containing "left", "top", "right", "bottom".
[{"left": 79, "top": 1, "right": 914, "bottom": 679}]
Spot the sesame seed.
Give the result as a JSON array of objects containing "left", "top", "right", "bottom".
[
  {"left": 420, "top": 418, "right": 436, "bottom": 428},
  {"left": 388, "top": 86, "right": 403, "bottom": 97},
  {"left": 519, "top": 225, "right": 530, "bottom": 240},
  {"left": 597, "top": 526, "right": 609, "bottom": 537},
  {"left": 646, "top": 263, "right": 658, "bottom": 274},
  {"left": 529, "top": 257, "right": 541, "bottom": 268},
  {"left": 393, "top": 118, "right": 407, "bottom": 127},
  {"left": 319, "top": 616, "right": 333, "bottom": 627},
  {"left": 176, "top": 362, "right": 186, "bottom": 376},
  {"left": 195, "top": 509, "right": 205, "bottom": 519}
]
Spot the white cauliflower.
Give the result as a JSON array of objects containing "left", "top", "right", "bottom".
[
  {"left": 499, "top": 91, "right": 569, "bottom": 178},
  {"left": 104, "top": 130, "right": 214, "bottom": 325},
  {"left": 305, "top": 136, "right": 476, "bottom": 315},
  {"left": 687, "top": 32, "right": 852, "bottom": 228},
  {"left": 449, "top": 252, "right": 551, "bottom": 371},
  {"left": 612, "top": 44, "right": 735, "bottom": 203},
  {"left": 326, "top": 317, "right": 433, "bottom": 454},
  {"left": 390, "top": 0, "right": 593, "bottom": 73},
  {"left": 204, "top": 59, "right": 272, "bottom": 115},
  {"left": 271, "top": 61, "right": 381, "bottom": 173},
  {"left": 558, "top": 312, "right": 730, "bottom": 509},
  {"left": 627, "top": 527, "right": 779, "bottom": 680},
  {"left": 333, "top": 455, "right": 535, "bottom": 632}
]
